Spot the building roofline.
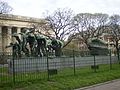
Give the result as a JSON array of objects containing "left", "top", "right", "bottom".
[{"left": 0, "top": 14, "right": 46, "bottom": 23}]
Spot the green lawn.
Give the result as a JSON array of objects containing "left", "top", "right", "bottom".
[{"left": 0, "top": 64, "right": 120, "bottom": 90}]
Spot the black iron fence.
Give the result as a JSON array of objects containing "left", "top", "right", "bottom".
[{"left": 0, "top": 49, "right": 119, "bottom": 86}]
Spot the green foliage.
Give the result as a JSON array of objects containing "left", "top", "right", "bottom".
[
  {"left": 64, "top": 40, "right": 79, "bottom": 51},
  {"left": 90, "top": 47, "right": 109, "bottom": 55},
  {"left": 91, "top": 39, "right": 106, "bottom": 45},
  {"left": 62, "top": 49, "right": 90, "bottom": 57},
  {"left": 89, "top": 38, "right": 108, "bottom": 55}
]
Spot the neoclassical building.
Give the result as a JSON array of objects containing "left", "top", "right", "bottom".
[{"left": 0, "top": 14, "right": 49, "bottom": 52}]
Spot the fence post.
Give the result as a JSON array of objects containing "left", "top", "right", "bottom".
[
  {"left": 46, "top": 51, "right": 49, "bottom": 80},
  {"left": 93, "top": 55, "right": 96, "bottom": 73},
  {"left": 12, "top": 46, "right": 15, "bottom": 85},
  {"left": 73, "top": 50, "right": 76, "bottom": 75},
  {"left": 109, "top": 49, "right": 112, "bottom": 70}
]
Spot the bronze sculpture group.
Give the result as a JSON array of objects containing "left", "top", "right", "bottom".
[{"left": 6, "top": 28, "right": 63, "bottom": 58}]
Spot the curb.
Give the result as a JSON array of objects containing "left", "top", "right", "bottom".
[{"left": 75, "top": 79, "right": 120, "bottom": 90}]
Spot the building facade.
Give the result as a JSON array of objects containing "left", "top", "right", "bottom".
[{"left": 0, "top": 14, "right": 48, "bottom": 52}]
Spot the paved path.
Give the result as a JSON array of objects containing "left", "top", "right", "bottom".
[{"left": 76, "top": 79, "right": 120, "bottom": 90}]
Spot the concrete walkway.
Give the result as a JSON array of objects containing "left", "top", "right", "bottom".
[{"left": 75, "top": 79, "right": 120, "bottom": 90}]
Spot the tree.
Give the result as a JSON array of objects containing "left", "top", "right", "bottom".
[
  {"left": 73, "top": 13, "right": 109, "bottom": 50},
  {"left": 0, "top": 0, "right": 13, "bottom": 14},
  {"left": 45, "top": 8, "right": 76, "bottom": 47},
  {"left": 30, "top": 21, "right": 51, "bottom": 35},
  {"left": 109, "top": 14, "right": 120, "bottom": 63}
]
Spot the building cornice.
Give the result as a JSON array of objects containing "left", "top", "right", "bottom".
[{"left": 0, "top": 14, "right": 46, "bottom": 24}]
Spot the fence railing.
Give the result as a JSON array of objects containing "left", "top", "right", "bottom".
[{"left": 0, "top": 49, "right": 119, "bottom": 86}]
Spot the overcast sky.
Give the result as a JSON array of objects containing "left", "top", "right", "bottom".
[{"left": 5, "top": 0, "right": 120, "bottom": 18}]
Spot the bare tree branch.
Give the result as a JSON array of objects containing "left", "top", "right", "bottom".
[
  {"left": 73, "top": 13, "right": 109, "bottom": 49},
  {"left": 45, "top": 8, "right": 75, "bottom": 41},
  {"left": 109, "top": 14, "right": 120, "bottom": 62},
  {"left": 0, "top": 1, "right": 13, "bottom": 14}
]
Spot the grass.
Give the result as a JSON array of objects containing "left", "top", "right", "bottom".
[{"left": 0, "top": 63, "right": 120, "bottom": 90}]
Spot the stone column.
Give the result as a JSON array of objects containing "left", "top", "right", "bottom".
[
  {"left": 6, "top": 26, "right": 12, "bottom": 52},
  {"left": 17, "top": 27, "right": 21, "bottom": 39},
  {"left": 7, "top": 27, "right": 12, "bottom": 44},
  {"left": 0, "top": 26, "right": 2, "bottom": 52},
  {"left": 17, "top": 27, "right": 21, "bottom": 33}
]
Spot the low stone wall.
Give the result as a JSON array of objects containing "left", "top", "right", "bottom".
[{"left": 8, "top": 56, "right": 118, "bottom": 73}]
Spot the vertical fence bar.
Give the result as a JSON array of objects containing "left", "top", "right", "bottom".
[
  {"left": 0, "top": 53, "right": 2, "bottom": 84},
  {"left": 109, "top": 49, "right": 112, "bottom": 70},
  {"left": 46, "top": 52, "right": 49, "bottom": 80},
  {"left": 12, "top": 47, "right": 15, "bottom": 85},
  {"left": 73, "top": 50, "right": 76, "bottom": 75},
  {"left": 93, "top": 55, "right": 96, "bottom": 72}
]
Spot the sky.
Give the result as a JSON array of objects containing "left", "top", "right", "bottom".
[{"left": 4, "top": 0, "right": 120, "bottom": 18}]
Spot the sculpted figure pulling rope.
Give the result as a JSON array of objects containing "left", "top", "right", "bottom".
[
  {"left": 6, "top": 28, "right": 64, "bottom": 58},
  {"left": 6, "top": 33, "right": 21, "bottom": 58}
]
